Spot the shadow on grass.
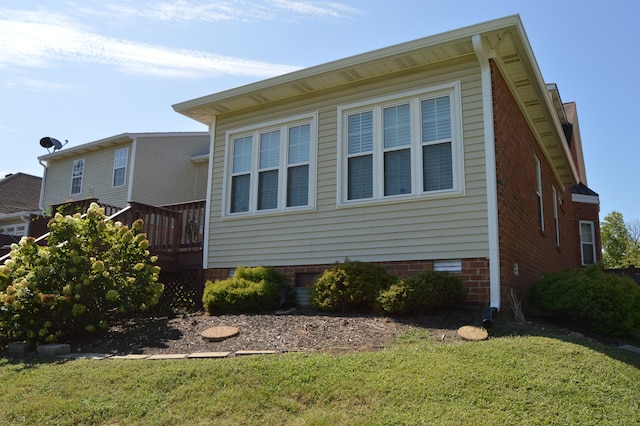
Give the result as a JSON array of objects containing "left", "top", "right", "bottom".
[{"left": 488, "top": 313, "right": 640, "bottom": 369}]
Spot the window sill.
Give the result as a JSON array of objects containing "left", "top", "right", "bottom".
[
  {"left": 337, "top": 188, "right": 465, "bottom": 209},
  {"left": 221, "top": 205, "right": 316, "bottom": 220}
]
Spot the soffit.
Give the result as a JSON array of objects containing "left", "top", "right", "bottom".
[
  {"left": 174, "top": 15, "right": 577, "bottom": 186},
  {"left": 484, "top": 27, "right": 577, "bottom": 186}
]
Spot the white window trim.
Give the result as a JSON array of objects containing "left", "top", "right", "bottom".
[
  {"left": 535, "top": 155, "right": 544, "bottom": 231},
  {"left": 579, "top": 220, "right": 596, "bottom": 265},
  {"left": 70, "top": 158, "right": 85, "bottom": 195},
  {"left": 222, "top": 112, "right": 318, "bottom": 218},
  {"left": 112, "top": 147, "right": 128, "bottom": 187},
  {"left": 552, "top": 185, "right": 559, "bottom": 247},
  {"left": 336, "top": 82, "right": 464, "bottom": 207}
]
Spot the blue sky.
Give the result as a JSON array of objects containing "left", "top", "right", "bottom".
[{"left": 1, "top": 1, "right": 637, "bottom": 222}]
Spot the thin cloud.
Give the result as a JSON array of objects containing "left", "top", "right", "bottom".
[
  {"left": 1, "top": 77, "right": 71, "bottom": 92},
  {"left": 0, "top": 8, "right": 300, "bottom": 79},
  {"left": 85, "top": 0, "right": 361, "bottom": 22}
]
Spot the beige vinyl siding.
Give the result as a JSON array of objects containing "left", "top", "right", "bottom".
[
  {"left": 41, "top": 142, "right": 133, "bottom": 209},
  {"left": 129, "top": 134, "right": 209, "bottom": 206},
  {"left": 207, "top": 58, "right": 488, "bottom": 268}
]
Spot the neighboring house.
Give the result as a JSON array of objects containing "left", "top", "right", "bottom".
[
  {"left": 0, "top": 173, "right": 42, "bottom": 252},
  {"left": 38, "top": 132, "right": 210, "bottom": 210},
  {"left": 172, "top": 14, "right": 601, "bottom": 313}
]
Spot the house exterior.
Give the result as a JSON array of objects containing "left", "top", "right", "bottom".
[
  {"left": 38, "top": 132, "right": 209, "bottom": 211},
  {"left": 170, "top": 15, "right": 601, "bottom": 312},
  {"left": 0, "top": 173, "right": 43, "bottom": 253}
]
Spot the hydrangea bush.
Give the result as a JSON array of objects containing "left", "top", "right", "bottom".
[{"left": 0, "top": 203, "right": 163, "bottom": 346}]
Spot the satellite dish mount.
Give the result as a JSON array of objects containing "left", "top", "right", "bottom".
[{"left": 40, "top": 137, "right": 68, "bottom": 153}]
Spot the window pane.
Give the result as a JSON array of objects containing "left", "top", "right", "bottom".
[
  {"left": 580, "top": 222, "right": 593, "bottom": 243},
  {"left": 233, "top": 137, "right": 253, "bottom": 173},
  {"left": 260, "top": 131, "right": 281, "bottom": 169},
  {"left": 423, "top": 142, "right": 453, "bottom": 191},
  {"left": 258, "top": 170, "right": 279, "bottom": 210},
  {"left": 73, "top": 159, "right": 84, "bottom": 177},
  {"left": 113, "top": 168, "right": 126, "bottom": 186},
  {"left": 231, "top": 174, "right": 250, "bottom": 213},
  {"left": 348, "top": 111, "right": 373, "bottom": 154},
  {"left": 582, "top": 244, "right": 595, "bottom": 264},
  {"left": 384, "top": 104, "right": 411, "bottom": 149},
  {"left": 114, "top": 148, "right": 128, "bottom": 168},
  {"left": 348, "top": 154, "right": 373, "bottom": 200},
  {"left": 71, "top": 177, "right": 82, "bottom": 194},
  {"left": 422, "top": 96, "right": 451, "bottom": 142},
  {"left": 287, "top": 165, "right": 309, "bottom": 207},
  {"left": 289, "top": 124, "right": 310, "bottom": 164},
  {"left": 384, "top": 149, "right": 411, "bottom": 196}
]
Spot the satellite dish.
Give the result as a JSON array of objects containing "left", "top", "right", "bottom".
[{"left": 39, "top": 137, "right": 67, "bottom": 152}]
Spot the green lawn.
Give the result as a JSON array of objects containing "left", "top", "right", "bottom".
[{"left": 1, "top": 328, "right": 639, "bottom": 425}]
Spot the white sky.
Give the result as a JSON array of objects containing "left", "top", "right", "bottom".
[{"left": 1, "top": 0, "right": 638, "bottom": 222}]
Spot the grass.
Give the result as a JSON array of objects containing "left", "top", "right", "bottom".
[{"left": 1, "top": 326, "right": 639, "bottom": 425}]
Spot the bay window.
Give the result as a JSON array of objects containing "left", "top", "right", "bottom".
[
  {"left": 339, "top": 83, "right": 462, "bottom": 204},
  {"left": 225, "top": 113, "right": 317, "bottom": 216}
]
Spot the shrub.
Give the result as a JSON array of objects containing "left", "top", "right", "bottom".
[
  {"left": 0, "top": 203, "right": 163, "bottom": 346},
  {"left": 202, "top": 266, "right": 287, "bottom": 314},
  {"left": 377, "top": 270, "right": 468, "bottom": 315},
  {"left": 528, "top": 264, "right": 640, "bottom": 336},
  {"left": 310, "top": 260, "right": 395, "bottom": 312}
]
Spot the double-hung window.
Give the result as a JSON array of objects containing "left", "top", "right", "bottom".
[
  {"left": 113, "top": 148, "right": 128, "bottom": 187},
  {"left": 226, "top": 113, "right": 317, "bottom": 216},
  {"left": 339, "top": 83, "right": 462, "bottom": 204},
  {"left": 70, "top": 159, "right": 84, "bottom": 195},
  {"left": 580, "top": 221, "right": 596, "bottom": 265}
]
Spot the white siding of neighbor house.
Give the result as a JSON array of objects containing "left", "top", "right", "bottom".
[
  {"left": 194, "top": 161, "right": 209, "bottom": 201},
  {"left": 41, "top": 142, "right": 133, "bottom": 210},
  {"left": 206, "top": 58, "right": 488, "bottom": 268},
  {"left": 129, "top": 134, "right": 210, "bottom": 206}
]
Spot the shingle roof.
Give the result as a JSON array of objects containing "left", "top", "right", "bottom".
[
  {"left": 0, "top": 173, "right": 42, "bottom": 214},
  {"left": 572, "top": 182, "right": 599, "bottom": 197}
]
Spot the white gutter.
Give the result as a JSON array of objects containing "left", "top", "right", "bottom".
[
  {"left": 202, "top": 116, "right": 216, "bottom": 270},
  {"left": 473, "top": 34, "right": 501, "bottom": 313}
]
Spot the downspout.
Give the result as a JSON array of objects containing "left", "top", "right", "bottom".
[
  {"left": 473, "top": 34, "right": 501, "bottom": 327},
  {"left": 202, "top": 116, "right": 216, "bottom": 271},
  {"left": 38, "top": 159, "right": 48, "bottom": 212},
  {"left": 126, "top": 136, "right": 137, "bottom": 205}
]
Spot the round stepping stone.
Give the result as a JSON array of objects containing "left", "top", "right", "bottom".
[
  {"left": 201, "top": 326, "right": 239, "bottom": 342},
  {"left": 457, "top": 325, "right": 488, "bottom": 341}
]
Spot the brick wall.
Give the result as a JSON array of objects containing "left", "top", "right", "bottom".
[
  {"left": 491, "top": 60, "right": 598, "bottom": 303},
  {"left": 204, "top": 257, "right": 491, "bottom": 305}
]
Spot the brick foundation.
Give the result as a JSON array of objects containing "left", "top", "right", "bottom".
[{"left": 204, "top": 257, "right": 491, "bottom": 306}]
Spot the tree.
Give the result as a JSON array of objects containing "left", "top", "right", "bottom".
[{"left": 601, "top": 211, "right": 640, "bottom": 268}]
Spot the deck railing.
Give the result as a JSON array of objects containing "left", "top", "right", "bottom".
[{"left": 44, "top": 198, "right": 206, "bottom": 256}]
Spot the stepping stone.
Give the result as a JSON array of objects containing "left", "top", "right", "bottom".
[
  {"left": 110, "top": 354, "right": 150, "bottom": 360},
  {"left": 188, "top": 352, "right": 231, "bottom": 359},
  {"left": 235, "top": 350, "right": 277, "bottom": 356},
  {"left": 457, "top": 325, "right": 489, "bottom": 341},
  {"left": 201, "top": 326, "right": 239, "bottom": 342},
  {"left": 146, "top": 354, "right": 189, "bottom": 360},
  {"left": 619, "top": 344, "right": 640, "bottom": 355},
  {"left": 57, "top": 353, "right": 112, "bottom": 360},
  {"left": 37, "top": 344, "right": 71, "bottom": 356},
  {"left": 7, "top": 343, "right": 33, "bottom": 355}
]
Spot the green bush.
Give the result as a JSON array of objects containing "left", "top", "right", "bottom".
[
  {"left": 0, "top": 203, "right": 163, "bottom": 346},
  {"left": 310, "top": 260, "right": 395, "bottom": 312},
  {"left": 528, "top": 265, "right": 640, "bottom": 336},
  {"left": 377, "top": 270, "right": 468, "bottom": 315},
  {"left": 202, "top": 266, "right": 287, "bottom": 314}
]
